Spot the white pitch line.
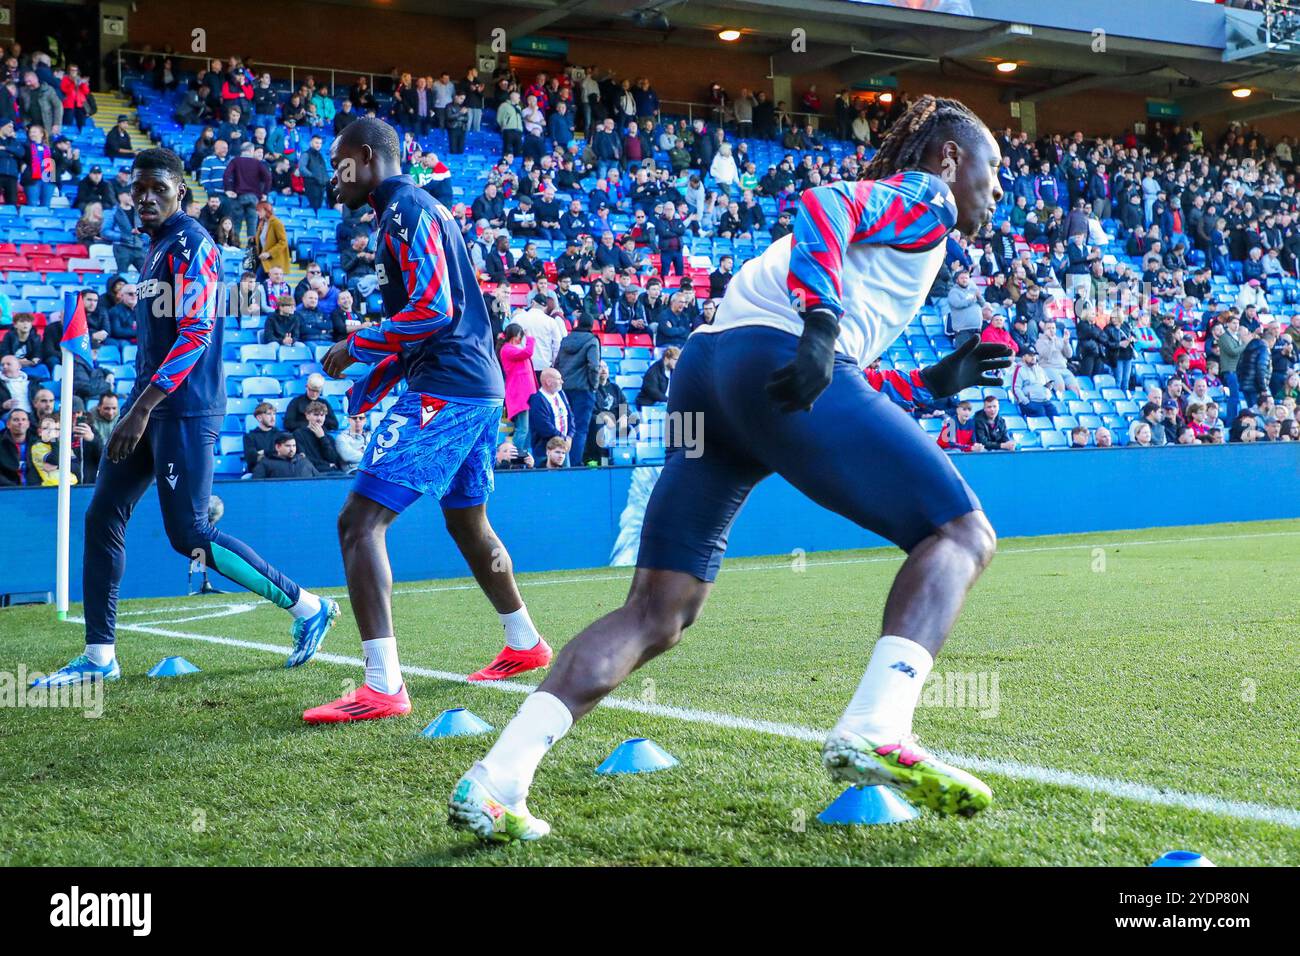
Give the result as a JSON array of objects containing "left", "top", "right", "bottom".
[
  {"left": 116, "top": 602, "right": 254, "bottom": 617},
  {"left": 323, "top": 526, "right": 1300, "bottom": 601},
  {"left": 135, "top": 603, "right": 261, "bottom": 626},
  {"left": 64, "top": 614, "right": 1300, "bottom": 831}
]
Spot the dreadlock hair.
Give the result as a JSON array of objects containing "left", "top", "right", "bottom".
[{"left": 862, "top": 95, "right": 987, "bottom": 181}]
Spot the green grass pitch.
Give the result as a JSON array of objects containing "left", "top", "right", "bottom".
[{"left": 2, "top": 519, "right": 1297, "bottom": 866}]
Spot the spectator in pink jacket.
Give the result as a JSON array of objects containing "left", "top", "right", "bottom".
[{"left": 500, "top": 323, "right": 537, "bottom": 443}]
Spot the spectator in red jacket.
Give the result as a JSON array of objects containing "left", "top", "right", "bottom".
[
  {"left": 979, "top": 312, "right": 1019, "bottom": 384},
  {"left": 59, "top": 64, "right": 90, "bottom": 132},
  {"left": 937, "top": 401, "right": 984, "bottom": 452}
]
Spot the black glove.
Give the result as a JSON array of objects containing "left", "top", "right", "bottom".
[
  {"left": 919, "top": 337, "right": 1014, "bottom": 399},
  {"left": 766, "top": 309, "right": 839, "bottom": 413}
]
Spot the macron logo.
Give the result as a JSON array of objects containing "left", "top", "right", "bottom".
[
  {"left": 889, "top": 661, "right": 918, "bottom": 678},
  {"left": 50, "top": 886, "right": 152, "bottom": 937}
]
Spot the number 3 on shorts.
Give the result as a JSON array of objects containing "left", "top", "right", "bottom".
[{"left": 371, "top": 414, "right": 408, "bottom": 463}]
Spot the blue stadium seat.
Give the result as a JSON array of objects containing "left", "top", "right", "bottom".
[
  {"left": 1002, "top": 415, "right": 1027, "bottom": 431},
  {"left": 610, "top": 446, "right": 634, "bottom": 466},
  {"left": 1052, "top": 415, "right": 1078, "bottom": 431},
  {"left": 218, "top": 435, "right": 244, "bottom": 456},
  {"left": 1026, "top": 416, "right": 1054, "bottom": 431},
  {"left": 278, "top": 343, "right": 313, "bottom": 362},
  {"left": 1039, "top": 430, "right": 1068, "bottom": 449},
  {"left": 214, "top": 455, "right": 245, "bottom": 477},
  {"left": 635, "top": 442, "right": 666, "bottom": 464},
  {"left": 240, "top": 376, "right": 282, "bottom": 398},
  {"left": 240, "top": 343, "right": 278, "bottom": 363}
]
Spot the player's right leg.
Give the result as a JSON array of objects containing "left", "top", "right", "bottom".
[
  {"left": 301, "top": 491, "right": 412, "bottom": 723},
  {"left": 304, "top": 394, "right": 507, "bottom": 723},
  {"left": 450, "top": 332, "right": 767, "bottom": 841},
  {"left": 30, "top": 430, "right": 155, "bottom": 688},
  {"left": 148, "top": 415, "right": 337, "bottom": 669},
  {"left": 439, "top": 410, "right": 552, "bottom": 682},
  {"left": 732, "top": 347, "right": 996, "bottom": 816}
]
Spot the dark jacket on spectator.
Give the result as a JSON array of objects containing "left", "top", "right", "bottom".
[
  {"left": 284, "top": 392, "right": 339, "bottom": 432},
  {"left": 527, "top": 388, "right": 575, "bottom": 462},
  {"left": 554, "top": 328, "right": 600, "bottom": 391},
  {"left": 292, "top": 425, "right": 344, "bottom": 472},
  {"left": 637, "top": 358, "right": 671, "bottom": 406},
  {"left": 0, "top": 430, "right": 34, "bottom": 486},
  {"left": 1238, "top": 338, "right": 1272, "bottom": 397},
  {"left": 252, "top": 452, "right": 317, "bottom": 478},
  {"left": 223, "top": 156, "right": 271, "bottom": 197},
  {"left": 975, "top": 412, "right": 1011, "bottom": 450},
  {"left": 243, "top": 426, "right": 278, "bottom": 472}
]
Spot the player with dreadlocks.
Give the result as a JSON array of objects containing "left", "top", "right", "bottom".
[{"left": 448, "top": 95, "right": 1013, "bottom": 843}]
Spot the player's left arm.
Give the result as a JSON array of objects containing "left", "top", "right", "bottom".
[{"left": 345, "top": 205, "right": 453, "bottom": 367}]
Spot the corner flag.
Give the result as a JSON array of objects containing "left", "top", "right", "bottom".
[
  {"left": 55, "top": 289, "right": 93, "bottom": 620},
  {"left": 60, "top": 289, "right": 93, "bottom": 366}
]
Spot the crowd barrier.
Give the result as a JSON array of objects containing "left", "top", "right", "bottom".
[{"left": 1, "top": 443, "right": 1297, "bottom": 603}]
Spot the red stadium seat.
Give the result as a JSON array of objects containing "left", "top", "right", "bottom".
[
  {"left": 598, "top": 332, "right": 625, "bottom": 346},
  {"left": 626, "top": 333, "right": 653, "bottom": 348},
  {"left": 0, "top": 255, "right": 29, "bottom": 269},
  {"left": 55, "top": 244, "right": 89, "bottom": 258}
]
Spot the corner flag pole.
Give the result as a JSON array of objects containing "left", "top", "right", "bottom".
[
  {"left": 55, "top": 289, "right": 92, "bottom": 621},
  {"left": 56, "top": 338, "right": 74, "bottom": 620}
]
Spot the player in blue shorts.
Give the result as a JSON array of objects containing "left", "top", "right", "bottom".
[
  {"left": 303, "top": 118, "right": 551, "bottom": 724},
  {"left": 31, "top": 148, "right": 337, "bottom": 690},
  {"left": 449, "top": 96, "right": 1014, "bottom": 842}
]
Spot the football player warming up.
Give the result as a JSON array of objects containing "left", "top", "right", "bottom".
[
  {"left": 449, "top": 96, "right": 1013, "bottom": 842},
  {"left": 31, "top": 147, "right": 337, "bottom": 690},
  {"left": 304, "top": 118, "right": 550, "bottom": 724}
]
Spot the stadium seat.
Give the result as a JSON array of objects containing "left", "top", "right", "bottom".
[
  {"left": 635, "top": 442, "right": 666, "bottom": 465},
  {"left": 1026, "top": 416, "right": 1054, "bottom": 431},
  {"left": 218, "top": 435, "right": 244, "bottom": 456},
  {"left": 240, "top": 343, "right": 278, "bottom": 363},
  {"left": 1040, "top": 430, "right": 1068, "bottom": 449},
  {"left": 214, "top": 455, "right": 245, "bottom": 477},
  {"left": 240, "top": 377, "right": 282, "bottom": 398}
]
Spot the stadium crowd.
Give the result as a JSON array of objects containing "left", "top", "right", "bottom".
[{"left": 2, "top": 39, "right": 1299, "bottom": 488}]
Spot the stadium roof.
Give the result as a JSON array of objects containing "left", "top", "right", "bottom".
[{"left": 323, "top": 0, "right": 1300, "bottom": 121}]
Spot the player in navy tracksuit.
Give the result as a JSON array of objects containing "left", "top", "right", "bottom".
[
  {"left": 302, "top": 118, "right": 549, "bottom": 724},
  {"left": 32, "top": 148, "right": 338, "bottom": 689},
  {"left": 450, "top": 97, "right": 1013, "bottom": 843}
]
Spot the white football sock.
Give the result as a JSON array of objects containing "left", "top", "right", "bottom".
[
  {"left": 361, "top": 637, "right": 403, "bottom": 695},
  {"left": 500, "top": 604, "right": 541, "bottom": 651},
  {"left": 834, "top": 635, "right": 934, "bottom": 742},
  {"left": 475, "top": 691, "right": 573, "bottom": 807},
  {"left": 289, "top": 589, "right": 322, "bottom": 620},
  {"left": 85, "top": 643, "right": 116, "bottom": 666}
]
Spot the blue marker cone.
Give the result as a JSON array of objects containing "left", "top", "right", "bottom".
[
  {"left": 1151, "top": 850, "right": 1215, "bottom": 867},
  {"left": 419, "top": 707, "right": 494, "bottom": 739},
  {"left": 147, "top": 656, "right": 201, "bottom": 678},
  {"left": 818, "top": 786, "right": 920, "bottom": 825},
  {"left": 596, "top": 738, "right": 678, "bottom": 775}
]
